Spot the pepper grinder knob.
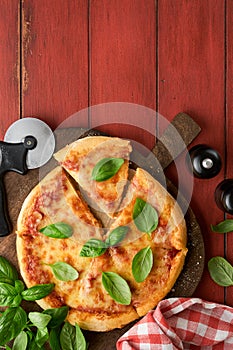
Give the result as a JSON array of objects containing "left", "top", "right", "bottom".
[
  {"left": 187, "top": 144, "right": 222, "bottom": 179},
  {"left": 215, "top": 179, "right": 233, "bottom": 215}
]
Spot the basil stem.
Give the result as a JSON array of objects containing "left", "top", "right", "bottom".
[{"left": 91, "top": 157, "right": 124, "bottom": 182}]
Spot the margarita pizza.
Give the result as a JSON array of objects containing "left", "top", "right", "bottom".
[{"left": 16, "top": 136, "right": 187, "bottom": 332}]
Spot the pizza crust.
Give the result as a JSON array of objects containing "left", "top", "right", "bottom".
[{"left": 67, "top": 307, "right": 138, "bottom": 332}]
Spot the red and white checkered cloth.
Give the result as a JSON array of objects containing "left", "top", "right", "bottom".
[{"left": 116, "top": 298, "right": 233, "bottom": 350}]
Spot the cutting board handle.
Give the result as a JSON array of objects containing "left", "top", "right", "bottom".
[{"left": 152, "top": 112, "right": 201, "bottom": 169}]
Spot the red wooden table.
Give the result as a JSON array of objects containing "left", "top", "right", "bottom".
[{"left": 0, "top": 0, "right": 232, "bottom": 313}]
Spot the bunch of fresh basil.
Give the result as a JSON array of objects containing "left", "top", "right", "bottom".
[{"left": 0, "top": 256, "right": 87, "bottom": 350}]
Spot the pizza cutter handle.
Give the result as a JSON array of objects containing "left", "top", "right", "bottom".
[{"left": 0, "top": 174, "right": 12, "bottom": 237}]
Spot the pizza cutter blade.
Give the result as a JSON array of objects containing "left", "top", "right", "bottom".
[
  {"left": 0, "top": 117, "right": 55, "bottom": 237},
  {"left": 4, "top": 118, "right": 55, "bottom": 169}
]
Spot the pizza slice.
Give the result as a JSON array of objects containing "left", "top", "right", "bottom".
[
  {"left": 107, "top": 167, "right": 187, "bottom": 251},
  {"left": 108, "top": 239, "right": 186, "bottom": 317},
  {"left": 54, "top": 136, "right": 132, "bottom": 217},
  {"left": 17, "top": 166, "right": 103, "bottom": 244}
]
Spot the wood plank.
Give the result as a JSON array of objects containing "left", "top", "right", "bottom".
[
  {"left": 158, "top": 0, "right": 225, "bottom": 303},
  {"left": 225, "top": 0, "right": 233, "bottom": 306},
  {"left": 22, "top": 0, "right": 89, "bottom": 130},
  {"left": 0, "top": 0, "right": 19, "bottom": 138},
  {"left": 89, "top": 0, "right": 156, "bottom": 149}
]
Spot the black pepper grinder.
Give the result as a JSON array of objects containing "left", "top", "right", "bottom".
[
  {"left": 187, "top": 144, "right": 222, "bottom": 179},
  {"left": 215, "top": 179, "right": 233, "bottom": 215}
]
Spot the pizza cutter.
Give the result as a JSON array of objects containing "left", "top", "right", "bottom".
[{"left": 0, "top": 118, "right": 55, "bottom": 237}]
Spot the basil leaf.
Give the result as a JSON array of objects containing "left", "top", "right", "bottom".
[
  {"left": 80, "top": 239, "right": 107, "bottom": 257},
  {"left": 0, "top": 282, "right": 18, "bottom": 306},
  {"left": 27, "top": 339, "right": 42, "bottom": 350},
  {"left": 35, "top": 327, "right": 49, "bottom": 347},
  {"left": 28, "top": 311, "right": 51, "bottom": 328},
  {"left": 48, "top": 262, "right": 79, "bottom": 282},
  {"left": 0, "top": 256, "right": 18, "bottom": 285},
  {"left": 132, "top": 246, "right": 153, "bottom": 283},
  {"left": 6, "top": 346, "right": 12, "bottom": 350},
  {"left": 43, "top": 306, "right": 69, "bottom": 328},
  {"left": 15, "top": 280, "right": 25, "bottom": 294},
  {"left": 22, "top": 283, "right": 55, "bottom": 301},
  {"left": 12, "top": 330, "right": 28, "bottom": 350},
  {"left": 91, "top": 157, "right": 124, "bottom": 182},
  {"left": 102, "top": 272, "right": 131, "bottom": 305},
  {"left": 11, "top": 294, "right": 23, "bottom": 307},
  {"left": 133, "top": 198, "right": 158, "bottom": 234},
  {"left": 105, "top": 226, "right": 128, "bottom": 247},
  {"left": 0, "top": 306, "right": 27, "bottom": 345},
  {"left": 208, "top": 257, "right": 233, "bottom": 286},
  {"left": 26, "top": 332, "right": 43, "bottom": 350},
  {"left": 75, "top": 323, "right": 87, "bottom": 350},
  {"left": 40, "top": 222, "right": 73, "bottom": 239},
  {"left": 60, "top": 322, "right": 76, "bottom": 349},
  {"left": 211, "top": 219, "right": 233, "bottom": 233},
  {"left": 49, "top": 328, "right": 61, "bottom": 350}
]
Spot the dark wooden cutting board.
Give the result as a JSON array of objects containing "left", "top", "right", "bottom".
[{"left": 0, "top": 127, "right": 204, "bottom": 349}]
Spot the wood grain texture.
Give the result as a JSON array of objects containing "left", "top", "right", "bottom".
[
  {"left": 0, "top": 0, "right": 19, "bottom": 138},
  {"left": 158, "top": 0, "right": 225, "bottom": 303},
  {"left": 90, "top": 0, "right": 156, "bottom": 149},
  {"left": 225, "top": 0, "right": 233, "bottom": 306},
  {"left": 22, "top": 0, "right": 89, "bottom": 129},
  {"left": 0, "top": 0, "right": 230, "bottom": 334}
]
